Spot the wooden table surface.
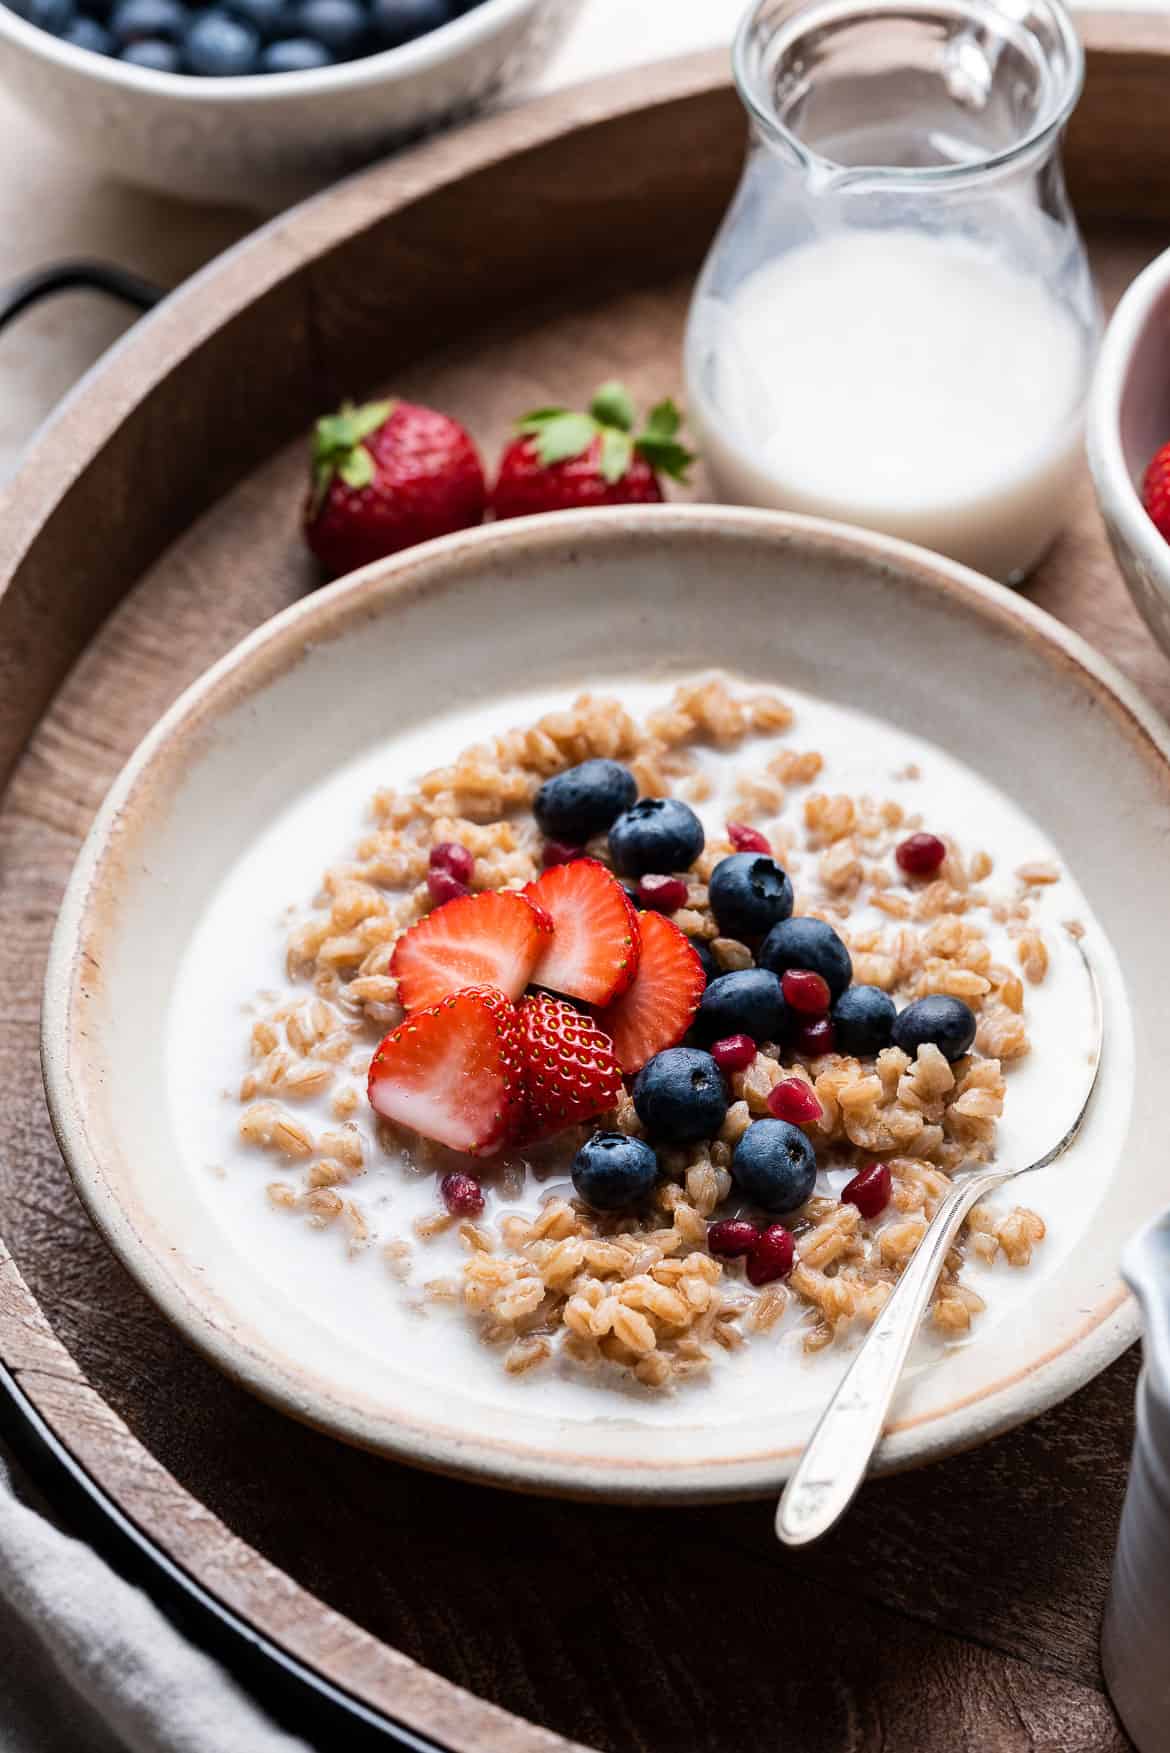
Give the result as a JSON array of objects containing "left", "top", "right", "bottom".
[{"left": 3, "top": 22, "right": 1169, "bottom": 1753}]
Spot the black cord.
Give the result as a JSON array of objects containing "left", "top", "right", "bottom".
[
  {"left": 0, "top": 1356, "right": 451, "bottom": 1751},
  {"left": 0, "top": 260, "right": 165, "bottom": 333}
]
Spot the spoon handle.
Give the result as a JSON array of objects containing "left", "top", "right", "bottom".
[{"left": 775, "top": 1166, "right": 1007, "bottom": 1547}]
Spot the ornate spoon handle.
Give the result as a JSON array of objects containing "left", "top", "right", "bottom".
[{"left": 775, "top": 1166, "right": 1007, "bottom": 1547}]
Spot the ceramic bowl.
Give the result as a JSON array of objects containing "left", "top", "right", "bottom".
[
  {"left": 42, "top": 506, "right": 1170, "bottom": 1501},
  {"left": 0, "top": 0, "right": 579, "bottom": 208},
  {"left": 1087, "top": 244, "right": 1170, "bottom": 659}
]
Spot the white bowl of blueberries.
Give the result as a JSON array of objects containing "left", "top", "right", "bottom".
[{"left": 0, "top": 0, "right": 578, "bottom": 207}]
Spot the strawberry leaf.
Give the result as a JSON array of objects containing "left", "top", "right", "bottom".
[
  {"left": 599, "top": 427, "right": 635, "bottom": 483},
  {"left": 589, "top": 380, "right": 635, "bottom": 432},
  {"left": 643, "top": 399, "right": 682, "bottom": 440},
  {"left": 516, "top": 406, "right": 570, "bottom": 432},
  {"left": 635, "top": 435, "right": 696, "bottom": 483},
  {"left": 338, "top": 447, "right": 376, "bottom": 490},
  {"left": 310, "top": 398, "right": 394, "bottom": 511},
  {"left": 529, "top": 411, "right": 597, "bottom": 466}
]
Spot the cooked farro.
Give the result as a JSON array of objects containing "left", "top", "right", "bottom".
[{"left": 237, "top": 676, "right": 1059, "bottom": 1388}]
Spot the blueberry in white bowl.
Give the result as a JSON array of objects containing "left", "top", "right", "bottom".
[
  {"left": 632, "top": 1047, "right": 728, "bottom": 1145},
  {"left": 608, "top": 797, "right": 705, "bottom": 879},
  {"left": 731, "top": 1119, "right": 818, "bottom": 1213},
  {"left": 892, "top": 994, "right": 977, "bottom": 1063},
  {"left": 708, "top": 852, "right": 794, "bottom": 941},
  {"left": 757, "top": 914, "right": 852, "bottom": 999},
  {"left": 694, "top": 968, "right": 787, "bottom": 1045}
]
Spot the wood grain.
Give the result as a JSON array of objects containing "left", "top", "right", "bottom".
[{"left": 0, "top": 23, "right": 1164, "bottom": 1752}]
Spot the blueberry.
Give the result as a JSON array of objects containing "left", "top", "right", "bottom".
[
  {"left": 731, "top": 1119, "right": 818, "bottom": 1213},
  {"left": 632, "top": 1047, "right": 728, "bottom": 1145},
  {"left": 182, "top": 8, "right": 259, "bottom": 70},
  {"left": 708, "top": 853, "right": 794, "bottom": 941},
  {"left": 535, "top": 760, "right": 637, "bottom": 844},
  {"left": 370, "top": 0, "right": 450, "bottom": 45},
  {"left": 292, "top": 0, "right": 364, "bottom": 51},
  {"left": 608, "top": 797, "right": 705, "bottom": 879},
  {"left": 892, "top": 995, "right": 977, "bottom": 1064},
  {"left": 689, "top": 938, "right": 719, "bottom": 985},
  {"left": 64, "top": 12, "right": 111, "bottom": 46},
  {"left": 227, "top": 0, "right": 285, "bottom": 33},
  {"left": 757, "top": 915, "right": 852, "bottom": 1000},
  {"left": 121, "top": 34, "right": 177, "bottom": 62},
  {"left": 259, "top": 30, "right": 329, "bottom": 64},
  {"left": 694, "top": 969, "right": 787, "bottom": 1045},
  {"left": 832, "top": 985, "right": 897, "bottom": 1057},
  {"left": 111, "top": 0, "right": 186, "bottom": 40},
  {"left": 17, "top": 0, "right": 74, "bottom": 31},
  {"left": 571, "top": 1132, "right": 659, "bottom": 1212}
]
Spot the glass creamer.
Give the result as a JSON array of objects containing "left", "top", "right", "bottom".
[{"left": 684, "top": 0, "right": 1099, "bottom": 583}]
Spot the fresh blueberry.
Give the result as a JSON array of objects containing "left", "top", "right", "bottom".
[
  {"left": 632, "top": 1047, "right": 728, "bottom": 1145},
  {"left": 111, "top": 0, "right": 186, "bottom": 40},
  {"left": 731, "top": 1119, "right": 818, "bottom": 1213},
  {"left": 182, "top": 8, "right": 259, "bottom": 70},
  {"left": 571, "top": 1132, "right": 658, "bottom": 1212},
  {"left": 227, "top": 0, "right": 285, "bottom": 33},
  {"left": 370, "top": 0, "right": 450, "bottom": 45},
  {"left": 892, "top": 995, "right": 977, "bottom": 1064},
  {"left": 832, "top": 984, "right": 897, "bottom": 1056},
  {"left": 757, "top": 914, "right": 852, "bottom": 1000},
  {"left": 292, "top": 0, "right": 364, "bottom": 51},
  {"left": 694, "top": 969, "right": 787, "bottom": 1045},
  {"left": 259, "top": 31, "right": 329, "bottom": 64},
  {"left": 689, "top": 938, "right": 719, "bottom": 985},
  {"left": 708, "top": 853, "right": 794, "bottom": 941},
  {"left": 121, "top": 34, "right": 177, "bottom": 63},
  {"left": 608, "top": 797, "right": 705, "bottom": 879},
  {"left": 534, "top": 759, "right": 637, "bottom": 844},
  {"left": 64, "top": 12, "right": 111, "bottom": 46},
  {"left": 16, "top": 0, "right": 74, "bottom": 31}
]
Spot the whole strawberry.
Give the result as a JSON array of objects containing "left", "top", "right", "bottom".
[
  {"left": 1143, "top": 440, "right": 1170, "bottom": 545},
  {"left": 305, "top": 398, "right": 486, "bottom": 579},
  {"left": 492, "top": 381, "right": 694, "bottom": 521}
]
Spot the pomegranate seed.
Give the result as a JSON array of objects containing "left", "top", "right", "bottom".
[
  {"left": 767, "top": 1077, "right": 823, "bottom": 1125},
  {"left": 440, "top": 1171, "right": 485, "bottom": 1218},
  {"left": 797, "top": 1017, "right": 836, "bottom": 1057},
  {"left": 708, "top": 1218, "right": 761, "bottom": 1258},
  {"left": 781, "top": 968, "right": 831, "bottom": 1016},
  {"left": 896, "top": 832, "right": 947, "bottom": 878},
  {"left": 429, "top": 840, "right": 474, "bottom": 885},
  {"left": 541, "top": 839, "right": 586, "bottom": 868},
  {"left": 747, "top": 1223, "right": 795, "bottom": 1285},
  {"left": 638, "top": 873, "right": 689, "bottom": 913},
  {"left": 427, "top": 868, "right": 470, "bottom": 907},
  {"left": 711, "top": 1034, "right": 757, "bottom": 1073},
  {"left": 842, "top": 1162, "right": 892, "bottom": 1220},
  {"left": 727, "top": 821, "right": 771, "bottom": 855}
]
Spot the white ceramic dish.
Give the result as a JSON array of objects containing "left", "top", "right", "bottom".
[
  {"left": 43, "top": 506, "right": 1165, "bottom": 1502},
  {"left": 1087, "top": 243, "right": 1170, "bottom": 658},
  {"left": 0, "top": 0, "right": 579, "bottom": 208}
]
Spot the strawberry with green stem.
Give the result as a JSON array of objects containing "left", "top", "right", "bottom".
[
  {"left": 304, "top": 397, "right": 486, "bottom": 579},
  {"left": 492, "top": 381, "right": 695, "bottom": 520}
]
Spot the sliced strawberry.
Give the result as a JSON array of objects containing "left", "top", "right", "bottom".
[
  {"left": 367, "top": 986, "right": 525, "bottom": 1156},
  {"left": 391, "top": 888, "right": 551, "bottom": 1012},
  {"left": 523, "top": 858, "right": 640, "bottom": 1007},
  {"left": 597, "top": 911, "right": 706, "bottom": 1074},
  {"left": 516, "top": 993, "right": 624, "bottom": 1142}
]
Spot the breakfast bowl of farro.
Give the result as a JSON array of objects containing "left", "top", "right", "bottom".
[{"left": 42, "top": 506, "right": 1159, "bottom": 1501}]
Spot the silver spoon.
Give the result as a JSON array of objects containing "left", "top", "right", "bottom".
[{"left": 775, "top": 937, "right": 1103, "bottom": 1548}]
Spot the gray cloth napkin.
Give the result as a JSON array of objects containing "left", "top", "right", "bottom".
[{"left": 0, "top": 1449, "right": 312, "bottom": 1753}]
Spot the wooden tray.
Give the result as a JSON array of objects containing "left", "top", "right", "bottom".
[{"left": 1, "top": 20, "right": 1166, "bottom": 1748}]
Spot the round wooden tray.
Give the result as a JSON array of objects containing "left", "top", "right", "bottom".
[{"left": 1, "top": 21, "right": 1164, "bottom": 1748}]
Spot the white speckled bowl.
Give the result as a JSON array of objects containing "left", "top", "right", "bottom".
[
  {"left": 40, "top": 507, "right": 1170, "bottom": 1501},
  {"left": 0, "top": 0, "right": 579, "bottom": 208},
  {"left": 1087, "top": 245, "right": 1170, "bottom": 659}
]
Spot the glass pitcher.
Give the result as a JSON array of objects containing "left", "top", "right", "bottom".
[{"left": 684, "top": 0, "right": 1099, "bottom": 584}]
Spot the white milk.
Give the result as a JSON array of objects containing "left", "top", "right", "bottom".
[{"left": 687, "top": 228, "right": 1088, "bottom": 582}]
